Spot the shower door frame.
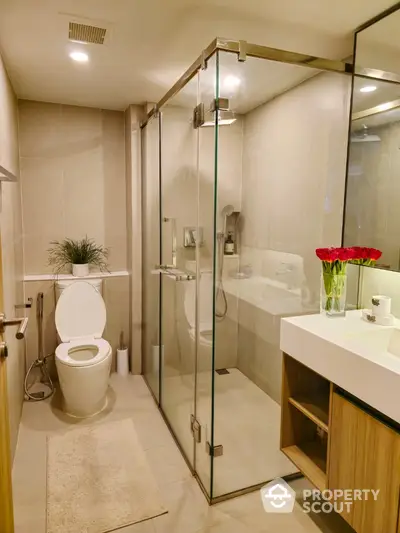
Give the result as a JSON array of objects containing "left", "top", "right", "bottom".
[{"left": 140, "top": 35, "right": 396, "bottom": 504}]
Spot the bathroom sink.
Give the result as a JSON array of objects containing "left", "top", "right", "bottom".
[
  {"left": 346, "top": 327, "right": 400, "bottom": 358},
  {"left": 280, "top": 310, "right": 400, "bottom": 424}
]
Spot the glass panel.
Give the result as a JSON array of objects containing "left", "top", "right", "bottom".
[
  {"left": 141, "top": 115, "right": 161, "bottom": 401},
  {"left": 159, "top": 72, "right": 199, "bottom": 468},
  {"left": 355, "top": 7, "right": 400, "bottom": 77},
  {"left": 344, "top": 76, "right": 400, "bottom": 271},
  {"left": 212, "top": 51, "right": 350, "bottom": 497},
  {"left": 195, "top": 52, "right": 219, "bottom": 497}
]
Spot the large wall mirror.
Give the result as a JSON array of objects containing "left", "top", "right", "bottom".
[{"left": 343, "top": 5, "right": 400, "bottom": 271}]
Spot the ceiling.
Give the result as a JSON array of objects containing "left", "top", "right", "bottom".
[{"left": 0, "top": 0, "right": 396, "bottom": 111}]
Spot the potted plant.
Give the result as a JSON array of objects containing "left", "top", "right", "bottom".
[{"left": 48, "top": 237, "right": 109, "bottom": 276}]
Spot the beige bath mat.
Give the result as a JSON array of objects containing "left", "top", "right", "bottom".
[{"left": 46, "top": 418, "right": 167, "bottom": 533}]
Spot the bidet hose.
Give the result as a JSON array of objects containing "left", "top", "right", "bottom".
[
  {"left": 215, "top": 233, "right": 228, "bottom": 320},
  {"left": 24, "top": 291, "right": 55, "bottom": 401},
  {"left": 24, "top": 356, "right": 55, "bottom": 401}
]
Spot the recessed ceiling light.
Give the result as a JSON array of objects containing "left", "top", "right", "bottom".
[
  {"left": 223, "top": 75, "right": 241, "bottom": 89},
  {"left": 360, "top": 85, "right": 377, "bottom": 93},
  {"left": 69, "top": 51, "right": 89, "bottom": 63}
]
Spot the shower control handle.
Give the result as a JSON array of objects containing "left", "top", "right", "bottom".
[{"left": 0, "top": 314, "right": 29, "bottom": 339}]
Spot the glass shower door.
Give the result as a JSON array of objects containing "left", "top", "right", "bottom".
[
  {"left": 158, "top": 74, "right": 200, "bottom": 470},
  {"left": 142, "top": 114, "right": 162, "bottom": 401}
]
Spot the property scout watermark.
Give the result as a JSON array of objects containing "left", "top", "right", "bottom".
[{"left": 260, "top": 478, "right": 380, "bottom": 514}]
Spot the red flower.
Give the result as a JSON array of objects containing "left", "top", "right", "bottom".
[
  {"left": 345, "top": 246, "right": 382, "bottom": 263},
  {"left": 369, "top": 248, "right": 382, "bottom": 261},
  {"left": 337, "top": 247, "right": 355, "bottom": 261},
  {"left": 316, "top": 248, "right": 339, "bottom": 262}
]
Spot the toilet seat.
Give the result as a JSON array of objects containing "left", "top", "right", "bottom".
[
  {"left": 189, "top": 323, "right": 213, "bottom": 347},
  {"left": 56, "top": 338, "right": 111, "bottom": 367},
  {"left": 55, "top": 281, "right": 106, "bottom": 342}
]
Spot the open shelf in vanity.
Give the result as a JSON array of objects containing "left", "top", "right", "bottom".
[{"left": 281, "top": 354, "right": 331, "bottom": 491}]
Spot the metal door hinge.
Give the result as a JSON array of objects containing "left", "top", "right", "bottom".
[
  {"left": 211, "top": 97, "right": 230, "bottom": 112},
  {"left": 206, "top": 442, "right": 223, "bottom": 457},
  {"left": 238, "top": 40, "right": 247, "bottom": 62},
  {"left": 190, "top": 414, "right": 202, "bottom": 443},
  {"left": 193, "top": 103, "right": 205, "bottom": 129}
]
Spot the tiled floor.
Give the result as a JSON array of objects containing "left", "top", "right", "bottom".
[
  {"left": 12, "top": 374, "right": 352, "bottom": 533},
  {"left": 161, "top": 368, "right": 297, "bottom": 496}
]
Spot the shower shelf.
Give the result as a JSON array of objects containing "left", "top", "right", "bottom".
[
  {"left": 283, "top": 441, "right": 327, "bottom": 491},
  {"left": 281, "top": 354, "right": 331, "bottom": 492}
]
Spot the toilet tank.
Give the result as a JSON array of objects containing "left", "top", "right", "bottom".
[{"left": 56, "top": 278, "right": 103, "bottom": 301}]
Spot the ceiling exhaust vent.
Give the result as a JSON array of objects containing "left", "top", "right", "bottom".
[{"left": 68, "top": 22, "right": 107, "bottom": 45}]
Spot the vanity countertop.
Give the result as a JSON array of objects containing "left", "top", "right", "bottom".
[{"left": 280, "top": 310, "right": 400, "bottom": 423}]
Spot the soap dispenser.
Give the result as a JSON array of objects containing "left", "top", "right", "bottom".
[{"left": 224, "top": 232, "right": 235, "bottom": 255}]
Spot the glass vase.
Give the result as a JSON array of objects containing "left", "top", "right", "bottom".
[{"left": 320, "top": 273, "right": 347, "bottom": 317}]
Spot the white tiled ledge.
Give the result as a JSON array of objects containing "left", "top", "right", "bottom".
[{"left": 24, "top": 271, "right": 129, "bottom": 282}]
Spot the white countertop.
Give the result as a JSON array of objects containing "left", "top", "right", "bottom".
[
  {"left": 281, "top": 310, "right": 400, "bottom": 423},
  {"left": 24, "top": 271, "right": 129, "bottom": 282}
]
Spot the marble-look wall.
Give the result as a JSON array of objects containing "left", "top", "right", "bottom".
[
  {"left": 237, "top": 72, "right": 351, "bottom": 402},
  {"left": 18, "top": 101, "right": 130, "bottom": 368}
]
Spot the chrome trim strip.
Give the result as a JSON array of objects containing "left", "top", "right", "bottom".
[
  {"left": 216, "top": 38, "right": 353, "bottom": 74},
  {"left": 355, "top": 2, "right": 400, "bottom": 33},
  {"left": 352, "top": 98, "right": 400, "bottom": 121},
  {"left": 141, "top": 39, "right": 218, "bottom": 128},
  {"left": 140, "top": 37, "right": 353, "bottom": 128},
  {"left": 354, "top": 66, "right": 400, "bottom": 85}
]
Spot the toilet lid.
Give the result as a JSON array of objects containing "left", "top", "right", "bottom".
[{"left": 55, "top": 281, "right": 106, "bottom": 342}]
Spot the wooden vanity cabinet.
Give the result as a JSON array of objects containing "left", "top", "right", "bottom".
[
  {"left": 281, "top": 354, "right": 400, "bottom": 533},
  {"left": 329, "top": 392, "right": 400, "bottom": 533}
]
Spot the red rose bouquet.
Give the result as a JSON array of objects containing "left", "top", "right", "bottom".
[
  {"left": 315, "top": 246, "right": 382, "bottom": 315},
  {"left": 350, "top": 247, "right": 382, "bottom": 266}
]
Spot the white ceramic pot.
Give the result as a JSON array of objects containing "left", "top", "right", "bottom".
[{"left": 72, "top": 263, "right": 89, "bottom": 277}]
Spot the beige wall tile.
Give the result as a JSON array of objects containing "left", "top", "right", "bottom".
[
  {"left": 19, "top": 100, "right": 130, "bottom": 366},
  {"left": 19, "top": 101, "right": 62, "bottom": 159},
  {"left": 20, "top": 156, "right": 65, "bottom": 234},
  {"left": 19, "top": 100, "right": 127, "bottom": 275}
]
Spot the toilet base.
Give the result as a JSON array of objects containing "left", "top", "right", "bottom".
[{"left": 62, "top": 395, "right": 108, "bottom": 419}]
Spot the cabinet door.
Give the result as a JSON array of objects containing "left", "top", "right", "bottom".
[{"left": 329, "top": 392, "right": 400, "bottom": 533}]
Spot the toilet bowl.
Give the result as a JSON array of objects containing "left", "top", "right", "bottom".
[{"left": 55, "top": 280, "right": 112, "bottom": 418}]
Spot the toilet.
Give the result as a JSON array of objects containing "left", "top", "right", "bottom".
[
  {"left": 55, "top": 280, "right": 112, "bottom": 418},
  {"left": 176, "top": 270, "right": 214, "bottom": 373}
]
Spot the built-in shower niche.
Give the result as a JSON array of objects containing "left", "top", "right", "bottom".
[{"left": 224, "top": 211, "right": 241, "bottom": 255}]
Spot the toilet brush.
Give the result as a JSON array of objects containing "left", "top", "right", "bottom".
[{"left": 116, "top": 331, "right": 129, "bottom": 376}]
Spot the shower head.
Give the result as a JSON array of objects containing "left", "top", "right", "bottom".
[{"left": 221, "top": 205, "right": 235, "bottom": 217}]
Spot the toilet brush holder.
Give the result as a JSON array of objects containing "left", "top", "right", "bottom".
[
  {"left": 116, "top": 331, "right": 129, "bottom": 376},
  {"left": 116, "top": 348, "right": 129, "bottom": 376}
]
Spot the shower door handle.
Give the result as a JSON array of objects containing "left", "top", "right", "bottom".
[{"left": 156, "top": 266, "right": 196, "bottom": 281}]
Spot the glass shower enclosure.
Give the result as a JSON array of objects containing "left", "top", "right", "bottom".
[{"left": 141, "top": 38, "right": 352, "bottom": 502}]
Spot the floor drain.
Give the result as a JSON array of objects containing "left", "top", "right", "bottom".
[{"left": 216, "top": 368, "right": 230, "bottom": 375}]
